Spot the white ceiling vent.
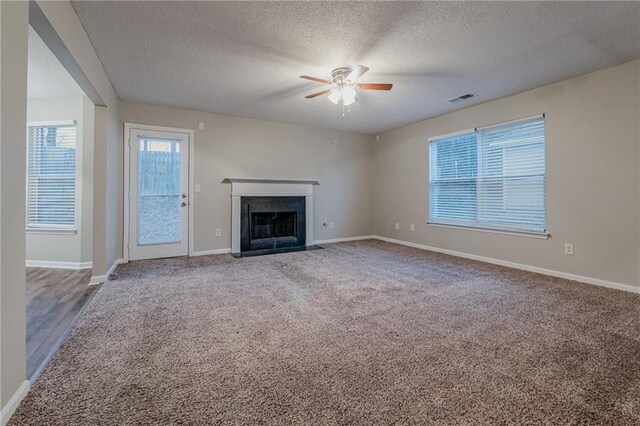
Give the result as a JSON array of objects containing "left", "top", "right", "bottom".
[{"left": 447, "top": 93, "right": 476, "bottom": 103}]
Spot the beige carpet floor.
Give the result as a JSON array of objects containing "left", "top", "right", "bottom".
[{"left": 10, "top": 240, "right": 640, "bottom": 425}]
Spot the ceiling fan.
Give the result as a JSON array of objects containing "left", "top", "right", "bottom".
[{"left": 300, "top": 65, "right": 392, "bottom": 106}]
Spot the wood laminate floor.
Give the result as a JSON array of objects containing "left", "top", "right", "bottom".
[{"left": 26, "top": 267, "right": 98, "bottom": 380}]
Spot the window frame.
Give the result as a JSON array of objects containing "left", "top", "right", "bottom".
[
  {"left": 427, "top": 114, "right": 549, "bottom": 239},
  {"left": 26, "top": 120, "right": 79, "bottom": 234}
]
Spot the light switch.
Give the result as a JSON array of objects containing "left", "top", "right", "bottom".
[
  {"left": 195, "top": 184, "right": 201, "bottom": 193},
  {"left": 198, "top": 123, "right": 204, "bottom": 130}
]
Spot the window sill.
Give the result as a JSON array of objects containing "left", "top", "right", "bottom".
[
  {"left": 427, "top": 222, "right": 550, "bottom": 239},
  {"left": 26, "top": 227, "right": 77, "bottom": 236}
]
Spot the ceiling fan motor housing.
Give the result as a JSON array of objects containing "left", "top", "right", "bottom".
[{"left": 331, "top": 67, "right": 354, "bottom": 86}]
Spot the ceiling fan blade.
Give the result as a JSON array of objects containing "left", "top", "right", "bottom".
[
  {"left": 300, "top": 75, "right": 332, "bottom": 85},
  {"left": 358, "top": 83, "right": 393, "bottom": 91},
  {"left": 305, "top": 89, "right": 331, "bottom": 99},
  {"left": 347, "top": 65, "right": 369, "bottom": 82}
]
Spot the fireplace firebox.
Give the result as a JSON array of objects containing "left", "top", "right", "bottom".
[
  {"left": 240, "top": 196, "right": 305, "bottom": 253},
  {"left": 251, "top": 211, "right": 296, "bottom": 239}
]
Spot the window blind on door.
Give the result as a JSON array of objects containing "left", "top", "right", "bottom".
[
  {"left": 429, "top": 115, "right": 546, "bottom": 234},
  {"left": 27, "top": 124, "right": 77, "bottom": 228}
]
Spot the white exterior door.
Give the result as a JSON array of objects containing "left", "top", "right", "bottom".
[{"left": 127, "top": 127, "right": 190, "bottom": 260}]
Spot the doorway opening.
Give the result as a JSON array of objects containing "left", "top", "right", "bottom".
[{"left": 25, "top": 25, "right": 97, "bottom": 381}]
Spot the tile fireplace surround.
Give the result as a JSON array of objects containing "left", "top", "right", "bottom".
[{"left": 224, "top": 178, "right": 319, "bottom": 254}]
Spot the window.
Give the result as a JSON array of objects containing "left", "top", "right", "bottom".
[
  {"left": 27, "top": 123, "right": 77, "bottom": 229},
  {"left": 429, "top": 115, "right": 546, "bottom": 235}
]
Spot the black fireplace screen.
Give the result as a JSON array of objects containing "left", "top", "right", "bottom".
[
  {"left": 251, "top": 211, "right": 296, "bottom": 239},
  {"left": 240, "top": 196, "right": 306, "bottom": 252}
]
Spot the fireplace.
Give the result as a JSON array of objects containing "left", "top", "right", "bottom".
[
  {"left": 240, "top": 196, "right": 305, "bottom": 253},
  {"left": 226, "top": 178, "right": 318, "bottom": 255}
]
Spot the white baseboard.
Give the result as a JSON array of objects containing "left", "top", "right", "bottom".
[
  {"left": 89, "top": 258, "right": 125, "bottom": 285},
  {"left": 193, "top": 248, "right": 231, "bottom": 256},
  {"left": 313, "top": 235, "right": 376, "bottom": 245},
  {"left": 89, "top": 276, "right": 106, "bottom": 285},
  {"left": 373, "top": 236, "right": 640, "bottom": 294},
  {"left": 25, "top": 260, "right": 92, "bottom": 270},
  {"left": 1, "top": 380, "right": 30, "bottom": 426}
]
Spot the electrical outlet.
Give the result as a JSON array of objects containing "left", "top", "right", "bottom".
[
  {"left": 564, "top": 243, "right": 574, "bottom": 255},
  {"left": 410, "top": 224, "right": 415, "bottom": 232},
  {"left": 215, "top": 228, "right": 222, "bottom": 237},
  {"left": 395, "top": 223, "right": 400, "bottom": 230},
  {"left": 330, "top": 222, "right": 334, "bottom": 229},
  {"left": 195, "top": 184, "right": 201, "bottom": 193}
]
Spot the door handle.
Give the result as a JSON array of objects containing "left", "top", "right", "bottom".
[
  {"left": 181, "top": 202, "right": 187, "bottom": 207},
  {"left": 182, "top": 194, "right": 187, "bottom": 198}
]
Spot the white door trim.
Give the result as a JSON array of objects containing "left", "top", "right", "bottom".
[{"left": 123, "top": 123, "right": 195, "bottom": 262}]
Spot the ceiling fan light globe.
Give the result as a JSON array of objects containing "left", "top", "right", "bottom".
[
  {"left": 343, "top": 96, "right": 357, "bottom": 106},
  {"left": 328, "top": 90, "right": 342, "bottom": 105},
  {"left": 342, "top": 87, "right": 357, "bottom": 105}
]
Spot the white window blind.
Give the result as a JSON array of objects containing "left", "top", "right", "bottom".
[
  {"left": 429, "top": 116, "right": 546, "bottom": 234},
  {"left": 27, "top": 124, "right": 77, "bottom": 228}
]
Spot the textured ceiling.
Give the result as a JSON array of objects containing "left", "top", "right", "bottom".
[
  {"left": 28, "top": 26, "right": 84, "bottom": 99},
  {"left": 72, "top": 1, "right": 640, "bottom": 134}
]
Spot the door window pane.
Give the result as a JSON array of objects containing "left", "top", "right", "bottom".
[{"left": 137, "top": 138, "right": 182, "bottom": 245}]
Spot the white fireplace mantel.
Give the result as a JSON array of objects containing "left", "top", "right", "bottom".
[{"left": 225, "top": 178, "right": 319, "bottom": 254}]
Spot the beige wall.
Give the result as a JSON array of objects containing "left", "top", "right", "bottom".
[
  {"left": 26, "top": 95, "right": 93, "bottom": 265},
  {"left": 118, "top": 101, "right": 375, "bottom": 253},
  {"left": 0, "top": 0, "right": 28, "bottom": 411},
  {"left": 373, "top": 59, "right": 640, "bottom": 288}
]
